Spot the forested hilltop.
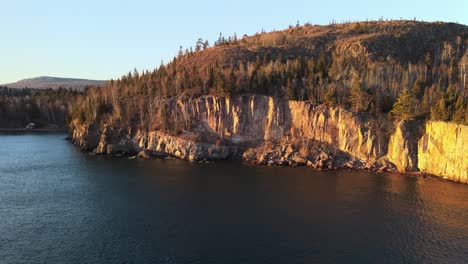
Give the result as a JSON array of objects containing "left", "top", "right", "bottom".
[{"left": 72, "top": 20, "right": 467, "bottom": 131}]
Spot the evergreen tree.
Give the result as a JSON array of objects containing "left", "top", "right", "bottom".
[
  {"left": 349, "top": 80, "right": 367, "bottom": 112},
  {"left": 323, "top": 86, "right": 336, "bottom": 105},
  {"left": 445, "top": 84, "right": 456, "bottom": 119},
  {"left": 452, "top": 95, "right": 466, "bottom": 124},
  {"left": 412, "top": 76, "right": 426, "bottom": 98},
  {"left": 430, "top": 96, "right": 449, "bottom": 121},
  {"left": 203, "top": 40, "right": 209, "bottom": 50},
  {"left": 178, "top": 46, "right": 183, "bottom": 57},
  {"left": 391, "top": 87, "right": 416, "bottom": 120},
  {"left": 195, "top": 38, "right": 203, "bottom": 51},
  {"left": 420, "top": 88, "right": 431, "bottom": 115}
]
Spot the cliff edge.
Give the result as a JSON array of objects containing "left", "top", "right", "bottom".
[
  {"left": 70, "top": 95, "right": 467, "bottom": 183},
  {"left": 418, "top": 122, "right": 468, "bottom": 183}
]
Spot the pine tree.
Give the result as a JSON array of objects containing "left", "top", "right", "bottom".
[
  {"left": 178, "top": 46, "right": 183, "bottom": 57},
  {"left": 452, "top": 95, "right": 466, "bottom": 124},
  {"left": 430, "top": 96, "right": 449, "bottom": 121},
  {"left": 323, "top": 86, "right": 336, "bottom": 105},
  {"left": 412, "top": 76, "right": 426, "bottom": 98},
  {"left": 420, "top": 88, "right": 431, "bottom": 115},
  {"left": 349, "top": 80, "right": 367, "bottom": 112},
  {"left": 195, "top": 38, "right": 203, "bottom": 51},
  {"left": 391, "top": 87, "right": 416, "bottom": 120},
  {"left": 214, "top": 68, "right": 227, "bottom": 96},
  {"left": 444, "top": 84, "right": 456, "bottom": 119},
  {"left": 203, "top": 40, "right": 209, "bottom": 50}
]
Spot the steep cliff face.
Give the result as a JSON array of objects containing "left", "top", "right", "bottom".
[
  {"left": 387, "top": 120, "right": 424, "bottom": 172},
  {"left": 418, "top": 122, "right": 468, "bottom": 183},
  {"left": 71, "top": 122, "right": 101, "bottom": 151},
  {"left": 162, "top": 95, "right": 388, "bottom": 161},
  {"left": 70, "top": 95, "right": 467, "bottom": 183},
  {"left": 71, "top": 95, "right": 387, "bottom": 162}
]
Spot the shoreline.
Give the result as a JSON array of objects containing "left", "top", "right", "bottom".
[
  {"left": 77, "top": 146, "right": 466, "bottom": 185},
  {"left": 0, "top": 128, "right": 67, "bottom": 133}
]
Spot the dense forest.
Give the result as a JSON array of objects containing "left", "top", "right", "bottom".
[
  {"left": 0, "top": 87, "right": 81, "bottom": 128},
  {"left": 2, "top": 21, "right": 467, "bottom": 130},
  {"left": 70, "top": 20, "right": 467, "bottom": 132}
]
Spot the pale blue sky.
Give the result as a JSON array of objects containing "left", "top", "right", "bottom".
[{"left": 1, "top": 0, "right": 466, "bottom": 84}]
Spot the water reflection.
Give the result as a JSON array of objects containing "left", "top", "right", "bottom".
[{"left": 0, "top": 133, "right": 467, "bottom": 264}]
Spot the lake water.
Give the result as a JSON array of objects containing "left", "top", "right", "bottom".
[{"left": 0, "top": 133, "right": 467, "bottom": 264}]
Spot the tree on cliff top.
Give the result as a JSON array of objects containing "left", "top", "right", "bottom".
[
  {"left": 67, "top": 21, "right": 468, "bottom": 128},
  {"left": 391, "top": 87, "right": 416, "bottom": 120}
]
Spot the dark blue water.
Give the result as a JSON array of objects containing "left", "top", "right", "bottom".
[{"left": 0, "top": 133, "right": 467, "bottom": 264}]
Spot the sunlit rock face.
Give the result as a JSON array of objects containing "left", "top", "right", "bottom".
[
  {"left": 387, "top": 120, "right": 424, "bottom": 173},
  {"left": 162, "top": 95, "right": 388, "bottom": 162},
  {"left": 145, "top": 131, "right": 234, "bottom": 162},
  {"left": 70, "top": 95, "right": 467, "bottom": 183},
  {"left": 71, "top": 121, "right": 101, "bottom": 151},
  {"left": 418, "top": 122, "right": 468, "bottom": 184}
]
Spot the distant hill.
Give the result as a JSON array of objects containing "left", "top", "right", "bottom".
[{"left": 1, "top": 76, "right": 107, "bottom": 90}]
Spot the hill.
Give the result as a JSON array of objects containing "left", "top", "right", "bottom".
[
  {"left": 181, "top": 20, "right": 466, "bottom": 69},
  {"left": 72, "top": 20, "right": 467, "bottom": 128},
  {"left": 1, "top": 76, "right": 106, "bottom": 90}
]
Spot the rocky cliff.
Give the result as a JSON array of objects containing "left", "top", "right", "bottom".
[
  {"left": 72, "top": 95, "right": 388, "bottom": 162},
  {"left": 70, "top": 95, "right": 467, "bottom": 183},
  {"left": 163, "top": 95, "right": 388, "bottom": 161},
  {"left": 418, "top": 122, "right": 468, "bottom": 183},
  {"left": 387, "top": 120, "right": 424, "bottom": 173}
]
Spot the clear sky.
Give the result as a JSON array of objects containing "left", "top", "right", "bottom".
[{"left": 1, "top": 0, "right": 466, "bottom": 84}]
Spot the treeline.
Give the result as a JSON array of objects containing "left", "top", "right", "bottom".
[
  {"left": 71, "top": 32, "right": 468, "bottom": 131},
  {"left": 0, "top": 87, "right": 81, "bottom": 128}
]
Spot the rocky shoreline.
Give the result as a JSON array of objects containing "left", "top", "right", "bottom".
[
  {"left": 70, "top": 95, "right": 468, "bottom": 184},
  {"left": 75, "top": 131, "right": 397, "bottom": 173}
]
